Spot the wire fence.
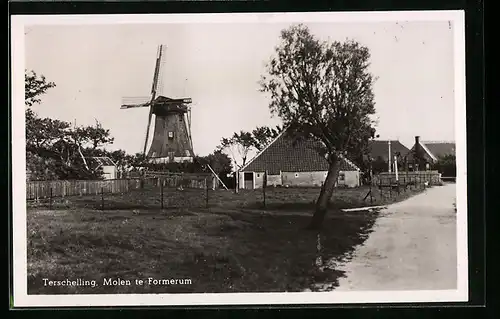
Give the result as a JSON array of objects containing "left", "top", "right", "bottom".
[
  {"left": 26, "top": 171, "right": 446, "bottom": 211},
  {"left": 360, "top": 170, "right": 443, "bottom": 204}
]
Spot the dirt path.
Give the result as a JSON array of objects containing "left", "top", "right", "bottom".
[{"left": 334, "top": 184, "right": 457, "bottom": 291}]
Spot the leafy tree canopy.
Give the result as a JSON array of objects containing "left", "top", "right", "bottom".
[
  {"left": 25, "top": 70, "right": 56, "bottom": 107},
  {"left": 259, "top": 24, "right": 377, "bottom": 228}
]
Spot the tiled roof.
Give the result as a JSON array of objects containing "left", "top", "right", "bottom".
[
  {"left": 368, "top": 140, "right": 411, "bottom": 161},
  {"left": 241, "top": 131, "right": 359, "bottom": 175},
  {"left": 407, "top": 141, "right": 456, "bottom": 162},
  {"left": 422, "top": 142, "right": 456, "bottom": 159}
]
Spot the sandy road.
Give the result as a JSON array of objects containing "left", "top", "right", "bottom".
[{"left": 335, "top": 184, "right": 457, "bottom": 291}]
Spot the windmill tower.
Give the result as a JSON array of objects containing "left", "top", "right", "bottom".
[{"left": 121, "top": 45, "right": 194, "bottom": 164}]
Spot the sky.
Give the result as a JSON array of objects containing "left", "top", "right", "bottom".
[{"left": 24, "top": 19, "right": 456, "bottom": 158}]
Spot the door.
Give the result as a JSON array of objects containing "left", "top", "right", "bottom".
[{"left": 244, "top": 172, "right": 254, "bottom": 189}]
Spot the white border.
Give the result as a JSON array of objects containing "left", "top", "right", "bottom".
[{"left": 11, "top": 11, "right": 468, "bottom": 307}]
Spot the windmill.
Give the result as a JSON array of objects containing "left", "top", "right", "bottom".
[{"left": 121, "top": 45, "right": 194, "bottom": 164}]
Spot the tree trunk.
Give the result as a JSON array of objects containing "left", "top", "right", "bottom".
[{"left": 308, "top": 159, "right": 340, "bottom": 230}]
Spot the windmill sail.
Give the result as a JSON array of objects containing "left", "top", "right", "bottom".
[
  {"left": 120, "top": 96, "right": 152, "bottom": 109},
  {"left": 150, "top": 45, "right": 167, "bottom": 97},
  {"left": 143, "top": 44, "right": 166, "bottom": 154},
  {"left": 155, "top": 45, "right": 168, "bottom": 97}
]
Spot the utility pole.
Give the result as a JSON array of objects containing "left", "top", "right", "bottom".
[
  {"left": 394, "top": 155, "right": 399, "bottom": 181},
  {"left": 388, "top": 141, "right": 392, "bottom": 173}
]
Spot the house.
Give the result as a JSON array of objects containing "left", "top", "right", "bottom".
[
  {"left": 366, "top": 139, "right": 411, "bottom": 173},
  {"left": 407, "top": 136, "right": 456, "bottom": 170},
  {"left": 238, "top": 130, "right": 361, "bottom": 189},
  {"left": 86, "top": 156, "right": 117, "bottom": 180},
  {"left": 368, "top": 140, "right": 411, "bottom": 162}
]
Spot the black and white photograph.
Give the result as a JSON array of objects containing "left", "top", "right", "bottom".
[{"left": 11, "top": 11, "right": 467, "bottom": 307}]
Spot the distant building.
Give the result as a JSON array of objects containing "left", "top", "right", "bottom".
[
  {"left": 238, "top": 129, "right": 361, "bottom": 189},
  {"left": 364, "top": 140, "right": 411, "bottom": 174},
  {"left": 368, "top": 140, "right": 411, "bottom": 162},
  {"left": 407, "top": 136, "right": 456, "bottom": 170},
  {"left": 86, "top": 157, "right": 117, "bottom": 180}
]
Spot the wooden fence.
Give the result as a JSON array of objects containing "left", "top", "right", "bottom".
[
  {"left": 26, "top": 174, "right": 213, "bottom": 201},
  {"left": 26, "top": 178, "right": 149, "bottom": 200},
  {"left": 147, "top": 171, "right": 213, "bottom": 189}
]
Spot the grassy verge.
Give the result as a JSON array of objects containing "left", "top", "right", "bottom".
[{"left": 27, "top": 185, "right": 426, "bottom": 294}]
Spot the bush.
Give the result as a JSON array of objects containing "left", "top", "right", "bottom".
[{"left": 432, "top": 154, "right": 456, "bottom": 177}]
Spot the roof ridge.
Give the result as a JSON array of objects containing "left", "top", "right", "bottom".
[
  {"left": 421, "top": 140, "right": 456, "bottom": 144},
  {"left": 339, "top": 153, "right": 360, "bottom": 171},
  {"left": 418, "top": 141, "right": 438, "bottom": 161},
  {"left": 239, "top": 126, "right": 289, "bottom": 171}
]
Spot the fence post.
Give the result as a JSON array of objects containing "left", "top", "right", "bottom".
[
  {"left": 378, "top": 178, "right": 382, "bottom": 197},
  {"left": 49, "top": 188, "right": 53, "bottom": 210},
  {"left": 370, "top": 180, "right": 373, "bottom": 204},
  {"left": 101, "top": 187, "right": 104, "bottom": 210},
  {"left": 235, "top": 170, "right": 239, "bottom": 194},
  {"left": 160, "top": 179, "right": 164, "bottom": 210},
  {"left": 389, "top": 179, "right": 392, "bottom": 198},
  {"left": 205, "top": 178, "right": 209, "bottom": 208}
]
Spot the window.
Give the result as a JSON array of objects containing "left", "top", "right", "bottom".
[
  {"left": 295, "top": 173, "right": 299, "bottom": 178},
  {"left": 338, "top": 172, "right": 345, "bottom": 181},
  {"left": 257, "top": 174, "right": 260, "bottom": 177},
  {"left": 168, "top": 132, "right": 174, "bottom": 139}
]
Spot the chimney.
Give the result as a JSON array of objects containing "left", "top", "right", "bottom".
[{"left": 414, "top": 136, "right": 421, "bottom": 154}]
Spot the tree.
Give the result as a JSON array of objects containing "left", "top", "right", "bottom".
[
  {"left": 24, "top": 69, "right": 117, "bottom": 180},
  {"left": 26, "top": 114, "right": 114, "bottom": 180},
  {"left": 25, "top": 70, "right": 62, "bottom": 180},
  {"left": 69, "top": 121, "right": 114, "bottom": 172},
  {"left": 199, "top": 150, "right": 233, "bottom": 175},
  {"left": 218, "top": 125, "right": 283, "bottom": 170},
  {"left": 260, "top": 24, "right": 377, "bottom": 229},
  {"left": 371, "top": 156, "right": 388, "bottom": 175},
  {"left": 25, "top": 108, "right": 71, "bottom": 154},
  {"left": 432, "top": 154, "right": 456, "bottom": 177},
  {"left": 251, "top": 125, "right": 283, "bottom": 151},
  {"left": 197, "top": 150, "right": 234, "bottom": 188},
  {"left": 25, "top": 70, "right": 56, "bottom": 107},
  {"left": 218, "top": 131, "right": 255, "bottom": 169}
]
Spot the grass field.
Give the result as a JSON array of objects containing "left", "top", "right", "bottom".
[{"left": 27, "top": 185, "right": 427, "bottom": 294}]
